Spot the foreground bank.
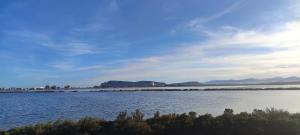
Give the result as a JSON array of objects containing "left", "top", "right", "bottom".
[{"left": 1, "top": 108, "right": 300, "bottom": 135}]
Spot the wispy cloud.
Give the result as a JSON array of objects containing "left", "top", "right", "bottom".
[
  {"left": 170, "top": 1, "right": 243, "bottom": 36},
  {"left": 3, "top": 30, "right": 103, "bottom": 56},
  {"left": 108, "top": 0, "right": 120, "bottom": 12},
  {"left": 72, "top": 23, "right": 109, "bottom": 33},
  {"left": 188, "top": 1, "right": 242, "bottom": 26},
  {"left": 62, "top": 42, "right": 102, "bottom": 56},
  {"left": 51, "top": 60, "right": 105, "bottom": 72},
  {"left": 293, "top": 2, "right": 300, "bottom": 18},
  {"left": 183, "top": 1, "right": 243, "bottom": 35},
  {"left": 71, "top": 0, "right": 120, "bottom": 33},
  {"left": 51, "top": 61, "right": 74, "bottom": 70},
  {"left": 3, "top": 30, "right": 54, "bottom": 47}
]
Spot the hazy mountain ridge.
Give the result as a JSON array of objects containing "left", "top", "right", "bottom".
[
  {"left": 167, "top": 81, "right": 203, "bottom": 86},
  {"left": 205, "top": 77, "right": 300, "bottom": 85}
]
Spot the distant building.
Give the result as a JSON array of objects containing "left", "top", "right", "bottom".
[
  {"left": 50, "top": 85, "right": 57, "bottom": 90},
  {"left": 45, "top": 85, "right": 50, "bottom": 90},
  {"left": 37, "top": 87, "right": 44, "bottom": 90}
]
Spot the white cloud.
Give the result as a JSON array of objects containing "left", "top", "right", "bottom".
[
  {"left": 62, "top": 42, "right": 100, "bottom": 56},
  {"left": 217, "top": 22, "right": 300, "bottom": 49}
]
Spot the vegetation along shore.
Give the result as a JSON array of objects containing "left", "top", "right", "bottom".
[{"left": 1, "top": 108, "right": 300, "bottom": 135}]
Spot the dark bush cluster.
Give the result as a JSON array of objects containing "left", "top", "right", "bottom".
[{"left": 1, "top": 108, "right": 300, "bottom": 135}]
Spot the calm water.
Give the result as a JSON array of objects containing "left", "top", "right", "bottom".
[{"left": 1, "top": 90, "right": 300, "bottom": 129}]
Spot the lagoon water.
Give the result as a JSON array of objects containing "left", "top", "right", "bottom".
[{"left": 1, "top": 90, "right": 300, "bottom": 129}]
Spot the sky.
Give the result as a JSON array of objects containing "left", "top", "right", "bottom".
[{"left": 0, "top": 0, "right": 300, "bottom": 87}]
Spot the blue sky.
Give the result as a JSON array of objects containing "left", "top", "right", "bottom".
[{"left": 0, "top": 0, "right": 300, "bottom": 87}]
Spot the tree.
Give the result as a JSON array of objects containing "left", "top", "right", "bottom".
[
  {"left": 131, "top": 110, "right": 144, "bottom": 121},
  {"left": 223, "top": 108, "right": 234, "bottom": 116},
  {"left": 64, "top": 85, "right": 71, "bottom": 89},
  {"left": 117, "top": 112, "right": 128, "bottom": 121},
  {"left": 45, "top": 85, "right": 50, "bottom": 90},
  {"left": 51, "top": 85, "right": 57, "bottom": 90}
]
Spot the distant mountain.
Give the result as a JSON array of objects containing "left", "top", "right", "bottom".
[
  {"left": 205, "top": 77, "right": 300, "bottom": 85},
  {"left": 100, "top": 81, "right": 166, "bottom": 88},
  {"left": 167, "top": 81, "right": 203, "bottom": 86},
  {"left": 98, "top": 77, "right": 300, "bottom": 88}
]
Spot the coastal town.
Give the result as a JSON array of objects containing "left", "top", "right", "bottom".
[{"left": 0, "top": 85, "right": 73, "bottom": 92}]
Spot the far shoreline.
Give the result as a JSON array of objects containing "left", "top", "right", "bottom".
[{"left": 1, "top": 87, "right": 300, "bottom": 93}]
